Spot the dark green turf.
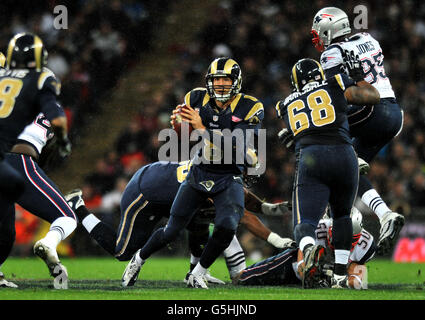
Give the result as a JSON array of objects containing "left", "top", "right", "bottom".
[{"left": 1, "top": 256, "right": 424, "bottom": 300}]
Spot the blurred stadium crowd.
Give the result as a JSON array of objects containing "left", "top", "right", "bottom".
[
  {"left": 85, "top": 0, "right": 425, "bottom": 218},
  {"left": 3, "top": 0, "right": 425, "bottom": 254}
]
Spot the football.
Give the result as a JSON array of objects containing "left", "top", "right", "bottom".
[
  {"left": 347, "top": 263, "right": 367, "bottom": 289},
  {"left": 172, "top": 104, "right": 193, "bottom": 138}
]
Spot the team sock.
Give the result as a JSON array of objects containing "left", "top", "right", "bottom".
[
  {"left": 42, "top": 216, "right": 77, "bottom": 249},
  {"left": 361, "top": 189, "right": 391, "bottom": 220},
  {"left": 223, "top": 235, "right": 246, "bottom": 278}
]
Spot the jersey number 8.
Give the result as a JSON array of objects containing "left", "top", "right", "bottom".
[
  {"left": 0, "top": 78, "right": 24, "bottom": 118},
  {"left": 287, "top": 89, "right": 336, "bottom": 136}
]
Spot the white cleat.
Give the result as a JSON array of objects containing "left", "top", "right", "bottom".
[
  {"left": 33, "top": 240, "right": 68, "bottom": 289},
  {"left": 64, "top": 189, "right": 85, "bottom": 211},
  {"left": 378, "top": 211, "right": 405, "bottom": 255},
  {"left": 0, "top": 271, "right": 18, "bottom": 288},
  {"left": 204, "top": 270, "right": 225, "bottom": 284},
  {"left": 185, "top": 270, "right": 224, "bottom": 285},
  {"left": 331, "top": 274, "right": 349, "bottom": 289},
  {"left": 122, "top": 250, "right": 144, "bottom": 287},
  {"left": 187, "top": 273, "right": 209, "bottom": 289}
]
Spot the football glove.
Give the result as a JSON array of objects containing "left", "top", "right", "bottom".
[
  {"left": 358, "top": 157, "right": 370, "bottom": 175},
  {"left": 343, "top": 50, "right": 365, "bottom": 82},
  {"left": 39, "top": 136, "right": 72, "bottom": 172},
  {"left": 278, "top": 128, "right": 295, "bottom": 152}
]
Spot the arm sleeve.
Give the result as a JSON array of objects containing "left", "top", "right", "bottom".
[
  {"left": 37, "top": 69, "right": 65, "bottom": 121},
  {"left": 329, "top": 73, "right": 356, "bottom": 92},
  {"left": 38, "top": 90, "right": 65, "bottom": 121}
]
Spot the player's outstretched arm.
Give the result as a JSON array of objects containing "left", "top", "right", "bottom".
[
  {"left": 240, "top": 210, "right": 295, "bottom": 249},
  {"left": 344, "top": 81, "right": 380, "bottom": 106},
  {"left": 243, "top": 188, "right": 290, "bottom": 216}
]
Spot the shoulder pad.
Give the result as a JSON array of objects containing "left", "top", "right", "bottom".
[
  {"left": 242, "top": 95, "right": 264, "bottom": 122},
  {"left": 321, "top": 45, "right": 344, "bottom": 70},
  {"left": 283, "top": 92, "right": 302, "bottom": 105},
  {"left": 184, "top": 88, "right": 209, "bottom": 108},
  {"left": 38, "top": 68, "right": 61, "bottom": 96},
  {"left": 230, "top": 93, "right": 264, "bottom": 124}
]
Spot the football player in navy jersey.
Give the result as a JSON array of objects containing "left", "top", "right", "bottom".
[
  {"left": 275, "top": 57, "right": 379, "bottom": 288},
  {"left": 120, "top": 57, "right": 264, "bottom": 288},
  {"left": 65, "top": 160, "right": 292, "bottom": 284},
  {"left": 0, "top": 33, "right": 70, "bottom": 214},
  {"left": 311, "top": 7, "right": 405, "bottom": 256}
]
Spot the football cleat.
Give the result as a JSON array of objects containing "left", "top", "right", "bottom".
[
  {"left": 377, "top": 211, "right": 405, "bottom": 255},
  {"left": 186, "top": 273, "right": 209, "bottom": 289},
  {"left": 302, "top": 244, "right": 326, "bottom": 289},
  {"left": 184, "top": 270, "right": 225, "bottom": 285},
  {"left": 33, "top": 240, "right": 68, "bottom": 289},
  {"left": 203, "top": 270, "right": 225, "bottom": 285},
  {"left": 64, "top": 189, "right": 85, "bottom": 212},
  {"left": 331, "top": 274, "right": 350, "bottom": 289},
  {"left": 121, "top": 250, "right": 144, "bottom": 287},
  {"left": 0, "top": 271, "right": 18, "bottom": 288}
]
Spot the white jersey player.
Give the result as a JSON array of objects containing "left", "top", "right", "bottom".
[
  {"left": 319, "top": 32, "right": 395, "bottom": 99},
  {"left": 234, "top": 209, "right": 374, "bottom": 289},
  {"left": 312, "top": 208, "right": 375, "bottom": 289},
  {"left": 311, "top": 7, "right": 405, "bottom": 257},
  {"left": 18, "top": 113, "right": 53, "bottom": 154},
  {"left": 0, "top": 112, "right": 75, "bottom": 289}
]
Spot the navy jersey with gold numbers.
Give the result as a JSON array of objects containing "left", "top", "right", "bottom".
[
  {"left": 0, "top": 67, "right": 64, "bottom": 154},
  {"left": 184, "top": 87, "right": 264, "bottom": 177},
  {"left": 276, "top": 73, "right": 355, "bottom": 146}
]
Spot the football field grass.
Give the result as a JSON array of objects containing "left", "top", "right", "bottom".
[{"left": 0, "top": 256, "right": 424, "bottom": 300}]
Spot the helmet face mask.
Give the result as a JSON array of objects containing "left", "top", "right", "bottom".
[
  {"left": 311, "top": 7, "right": 351, "bottom": 52},
  {"left": 206, "top": 57, "right": 242, "bottom": 103},
  {"left": 6, "top": 33, "right": 48, "bottom": 71}
]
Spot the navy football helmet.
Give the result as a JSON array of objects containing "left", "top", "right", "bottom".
[
  {"left": 6, "top": 33, "right": 48, "bottom": 71},
  {"left": 206, "top": 57, "right": 242, "bottom": 102},
  {"left": 291, "top": 58, "right": 325, "bottom": 92}
]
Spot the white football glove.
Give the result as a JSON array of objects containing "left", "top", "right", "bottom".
[
  {"left": 358, "top": 157, "right": 370, "bottom": 175},
  {"left": 278, "top": 128, "right": 295, "bottom": 151},
  {"left": 267, "top": 233, "right": 296, "bottom": 249}
]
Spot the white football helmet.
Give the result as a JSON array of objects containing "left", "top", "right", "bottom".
[
  {"left": 350, "top": 207, "right": 363, "bottom": 235},
  {"left": 311, "top": 7, "right": 351, "bottom": 52}
]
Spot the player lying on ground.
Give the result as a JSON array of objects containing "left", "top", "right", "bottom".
[
  {"left": 65, "top": 160, "right": 292, "bottom": 283},
  {"left": 234, "top": 208, "right": 374, "bottom": 289}
]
